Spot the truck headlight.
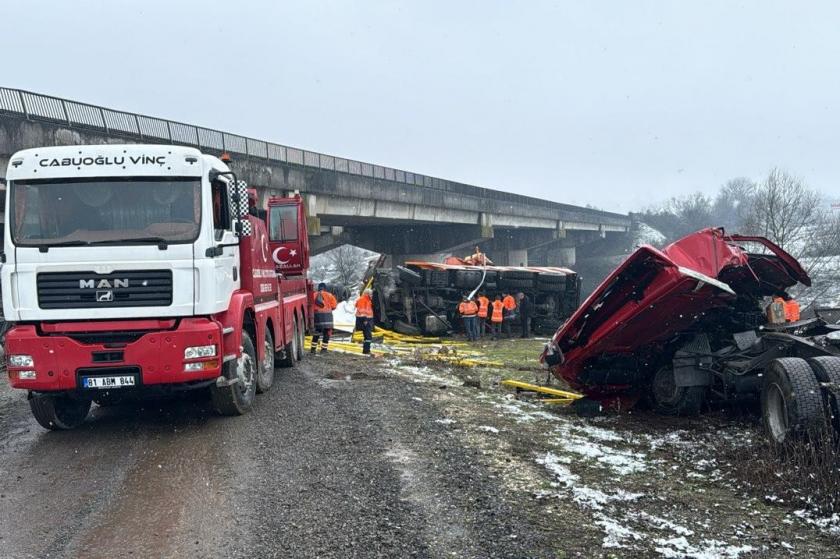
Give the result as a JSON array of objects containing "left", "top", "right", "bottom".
[
  {"left": 184, "top": 345, "right": 217, "bottom": 359},
  {"left": 9, "top": 355, "right": 34, "bottom": 368}
]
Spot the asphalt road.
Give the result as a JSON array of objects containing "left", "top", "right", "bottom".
[{"left": 0, "top": 356, "right": 557, "bottom": 559}]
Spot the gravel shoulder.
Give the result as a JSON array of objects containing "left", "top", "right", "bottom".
[{"left": 0, "top": 349, "right": 837, "bottom": 558}]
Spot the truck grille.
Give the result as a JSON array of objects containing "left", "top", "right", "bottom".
[{"left": 37, "top": 270, "right": 173, "bottom": 309}]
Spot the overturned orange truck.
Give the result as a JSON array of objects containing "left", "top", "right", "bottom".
[{"left": 542, "top": 228, "right": 840, "bottom": 444}]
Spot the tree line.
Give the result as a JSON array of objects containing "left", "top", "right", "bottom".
[{"left": 637, "top": 168, "right": 840, "bottom": 272}]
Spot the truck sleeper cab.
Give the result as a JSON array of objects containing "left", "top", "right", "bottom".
[{"left": 3, "top": 145, "right": 310, "bottom": 429}]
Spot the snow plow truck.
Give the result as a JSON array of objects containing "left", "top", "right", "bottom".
[{"left": 542, "top": 228, "right": 840, "bottom": 444}]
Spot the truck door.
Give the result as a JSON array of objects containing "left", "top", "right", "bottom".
[
  {"left": 211, "top": 178, "right": 240, "bottom": 309},
  {"left": 267, "top": 198, "right": 308, "bottom": 276}
]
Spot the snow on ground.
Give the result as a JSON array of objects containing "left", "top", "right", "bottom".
[{"left": 385, "top": 357, "right": 838, "bottom": 554}]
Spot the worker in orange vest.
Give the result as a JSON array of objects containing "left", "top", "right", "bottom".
[
  {"left": 311, "top": 282, "right": 337, "bottom": 353},
  {"left": 502, "top": 293, "right": 517, "bottom": 338},
  {"left": 490, "top": 295, "right": 505, "bottom": 340},
  {"left": 476, "top": 292, "right": 490, "bottom": 338},
  {"left": 458, "top": 295, "right": 479, "bottom": 341},
  {"left": 355, "top": 288, "right": 375, "bottom": 355}
]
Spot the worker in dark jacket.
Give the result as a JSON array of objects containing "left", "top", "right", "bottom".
[
  {"left": 311, "top": 282, "right": 337, "bottom": 353},
  {"left": 355, "top": 288, "right": 375, "bottom": 355},
  {"left": 518, "top": 292, "right": 533, "bottom": 338}
]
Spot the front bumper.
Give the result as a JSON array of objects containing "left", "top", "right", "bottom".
[{"left": 5, "top": 318, "right": 223, "bottom": 392}]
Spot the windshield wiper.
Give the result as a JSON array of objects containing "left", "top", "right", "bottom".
[
  {"left": 92, "top": 237, "right": 170, "bottom": 250},
  {"left": 37, "top": 240, "right": 91, "bottom": 253}
]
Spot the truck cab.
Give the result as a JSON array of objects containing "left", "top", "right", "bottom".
[{"left": 3, "top": 144, "right": 308, "bottom": 429}]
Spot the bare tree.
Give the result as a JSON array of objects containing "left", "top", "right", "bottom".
[
  {"left": 713, "top": 177, "right": 756, "bottom": 231},
  {"left": 742, "top": 169, "right": 840, "bottom": 303},
  {"left": 326, "top": 245, "right": 371, "bottom": 288},
  {"left": 743, "top": 169, "right": 823, "bottom": 252}
]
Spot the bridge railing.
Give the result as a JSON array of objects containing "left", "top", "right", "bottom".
[
  {"left": 0, "top": 87, "right": 447, "bottom": 186},
  {"left": 0, "top": 87, "right": 630, "bottom": 225}
]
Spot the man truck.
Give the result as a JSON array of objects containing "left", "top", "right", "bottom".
[{"left": 2, "top": 144, "right": 312, "bottom": 429}]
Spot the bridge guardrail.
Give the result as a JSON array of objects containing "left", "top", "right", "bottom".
[{"left": 0, "top": 87, "right": 630, "bottom": 226}]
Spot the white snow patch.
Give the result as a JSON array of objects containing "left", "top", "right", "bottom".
[
  {"left": 793, "top": 509, "right": 840, "bottom": 537},
  {"left": 478, "top": 425, "right": 500, "bottom": 434},
  {"left": 654, "top": 536, "right": 755, "bottom": 558},
  {"left": 435, "top": 418, "right": 455, "bottom": 425},
  {"left": 596, "top": 512, "right": 645, "bottom": 548}
]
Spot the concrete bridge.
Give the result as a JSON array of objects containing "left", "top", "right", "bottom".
[{"left": 0, "top": 88, "right": 631, "bottom": 266}]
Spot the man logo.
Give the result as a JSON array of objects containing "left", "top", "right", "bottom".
[
  {"left": 80, "top": 278, "right": 129, "bottom": 289},
  {"left": 96, "top": 290, "right": 114, "bottom": 303}
]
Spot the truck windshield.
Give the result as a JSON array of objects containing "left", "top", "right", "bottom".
[
  {"left": 10, "top": 177, "right": 201, "bottom": 247},
  {"left": 269, "top": 205, "right": 299, "bottom": 241}
]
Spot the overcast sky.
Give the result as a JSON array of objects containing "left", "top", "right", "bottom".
[{"left": 5, "top": 1, "right": 839, "bottom": 212}]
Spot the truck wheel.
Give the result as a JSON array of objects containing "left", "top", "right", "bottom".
[
  {"left": 211, "top": 331, "right": 257, "bottom": 416},
  {"left": 256, "top": 329, "right": 276, "bottom": 394},
  {"left": 806, "top": 356, "right": 840, "bottom": 432},
  {"left": 295, "top": 317, "right": 305, "bottom": 361},
  {"left": 278, "top": 318, "right": 298, "bottom": 368},
  {"left": 762, "top": 358, "right": 827, "bottom": 445},
  {"left": 650, "top": 366, "right": 706, "bottom": 416},
  {"left": 29, "top": 393, "right": 91, "bottom": 430}
]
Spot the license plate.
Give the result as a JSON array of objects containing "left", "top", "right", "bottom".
[{"left": 82, "top": 376, "right": 136, "bottom": 389}]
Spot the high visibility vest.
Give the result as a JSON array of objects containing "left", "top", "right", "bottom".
[
  {"left": 355, "top": 294, "right": 374, "bottom": 318},
  {"left": 491, "top": 301, "right": 504, "bottom": 323},
  {"left": 503, "top": 295, "right": 516, "bottom": 311},
  {"left": 477, "top": 296, "right": 489, "bottom": 318},
  {"left": 784, "top": 299, "right": 800, "bottom": 322},
  {"left": 459, "top": 300, "right": 478, "bottom": 317},
  {"left": 313, "top": 290, "right": 337, "bottom": 313}
]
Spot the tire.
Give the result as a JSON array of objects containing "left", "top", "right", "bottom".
[
  {"left": 278, "top": 318, "right": 298, "bottom": 368},
  {"left": 762, "top": 357, "right": 827, "bottom": 445},
  {"left": 256, "top": 328, "right": 276, "bottom": 393},
  {"left": 501, "top": 278, "right": 534, "bottom": 289},
  {"left": 454, "top": 270, "right": 483, "bottom": 289},
  {"left": 295, "top": 316, "right": 305, "bottom": 361},
  {"left": 397, "top": 266, "right": 423, "bottom": 286},
  {"left": 393, "top": 320, "right": 422, "bottom": 336},
  {"left": 29, "top": 393, "right": 91, "bottom": 430},
  {"left": 650, "top": 366, "right": 706, "bottom": 416},
  {"left": 501, "top": 270, "right": 532, "bottom": 280},
  {"left": 806, "top": 356, "right": 840, "bottom": 432},
  {"left": 211, "top": 330, "right": 258, "bottom": 416},
  {"left": 536, "top": 273, "right": 566, "bottom": 285}
]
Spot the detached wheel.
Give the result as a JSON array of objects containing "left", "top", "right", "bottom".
[
  {"left": 256, "top": 328, "right": 276, "bottom": 393},
  {"left": 806, "top": 356, "right": 840, "bottom": 432},
  {"left": 650, "top": 366, "right": 706, "bottom": 416},
  {"left": 762, "top": 357, "right": 827, "bottom": 445},
  {"left": 278, "top": 318, "right": 298, "bottom": 368},
  {"left": 29, "top": 393, "right": 91, "bottom": 430},
  {"left": 211, "top": 331, "right": 257, "bottom": 416}
]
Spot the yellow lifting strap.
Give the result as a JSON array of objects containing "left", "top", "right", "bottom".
[{"left": 500, "top": 379, "right": 584, "bottom": 401}]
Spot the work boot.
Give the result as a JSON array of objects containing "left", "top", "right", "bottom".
[
  {"left": 311, "top": 346, "right": 317, "bottom": 355},
  {"left": 320, "top": 347, "right": 328, "bottom": 353}
]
